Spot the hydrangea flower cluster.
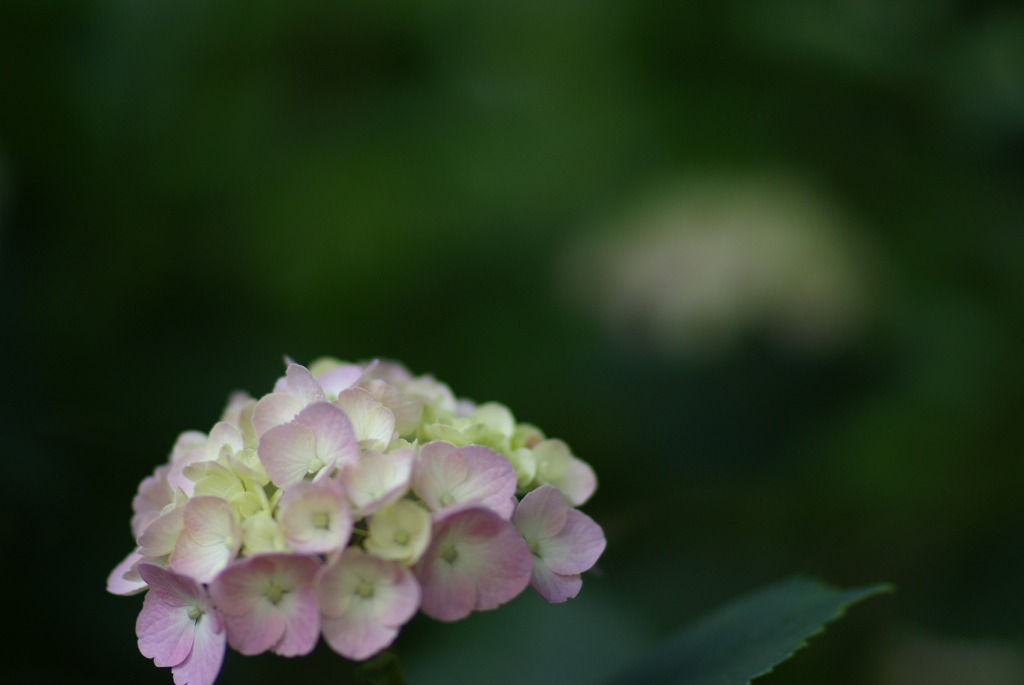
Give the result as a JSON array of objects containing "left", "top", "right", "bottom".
[{"left": 108, "top": 358, "right": 605, "bottom": 685}]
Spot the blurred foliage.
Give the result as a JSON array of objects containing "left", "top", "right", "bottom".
[{"left": 2, "top": 0, "right": 1023, "bottom": 683}]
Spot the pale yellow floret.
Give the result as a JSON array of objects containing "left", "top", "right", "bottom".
[
  {"left": 224, "top": 446, "right": 270, "bottom": 486},
  {"left": 364, "top": 499, "right": 431, "bottom": 565},
  {"left": 419, "top": 414, "right": 512, "bottom": 453},
  {"left": 507, "top": 447, "right": 538, "bottom": 490},
  {"left": 308, "top": 356, "right": 347, "bottom": 377},
  {"left": 229, "top": 491, "right": 264, "bottom": 519},
  {"left": 242, "top": 511, "right": 288, "bottom": 555},
  {"left": 532, "top": 439, "right": 572, "bottom": 482},
  {"left": 186, "top": 461, "right": 245, "bottom": 501},
  {"left": 511, "top": 423, "right": 546, "bottom": 450},
  {"left": 418, "top": 422, "right": 473, "bottom": 446},
  {"left": 237, "top": 400, "right": 260, "bottom": 448},
  {"left": 469, "top": 403, "right": 516, "bottom": 436}
]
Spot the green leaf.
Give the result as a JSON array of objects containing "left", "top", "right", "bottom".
[
  {"left": 354, "top": 650, "right": 406, "bottom": 685},
  {"left": 604, "top": 576, "right": 891, "bottom": 685}
]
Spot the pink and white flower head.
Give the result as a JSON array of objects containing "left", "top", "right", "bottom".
[{"left": 110, "top": 355, "right": 605, "bottom": 685}]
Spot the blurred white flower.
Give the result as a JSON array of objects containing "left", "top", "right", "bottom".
[
  {"left": 880, "top": 631, "right": 1024, "bottom": 685},
  {"left": 564, "top": 174, "right": 875, "bottom": 357}
]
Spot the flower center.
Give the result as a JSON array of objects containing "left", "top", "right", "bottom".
[
  {"left": 266, "top": 583, "right": 285, "bottom": 605},
  {"left": 187, "top": 604, "right": 204, "bottom": 621},
  {"left": 356, "top": 581, "right": 375, "bottom": 598},
  {"left": 440, "top": 544, "right": 459, "bottom": 564},
  {"left": 439, "top": 493, "right": 455, "bottom": 506},
  {"left": 313, "top": 512, "right": 330, "bottom": 529},
  {"left": 393, "top": 529, "right": 410, "bottom": 545}
]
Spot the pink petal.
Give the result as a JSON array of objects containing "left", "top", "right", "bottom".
[
  {"left": 259, "top": 421, "right": 318, "bottom": 487},
  {"left": 209, "top": 555, "right": 276, "bottom": 616},
  {"left": 138, "top": 505, "right": 185, "bottom": 558},
  {"left": 360, "top": 359, "right": 410, "bottom": 384},
  {"left": 334, "top": 387, "right": 396, "bottom": 446},
  {"left": 107, "top": 549, "right": 148, "bottom": 596},
  {"left": 361, "top": 379, "right": 423, "bottom": 438},
  {"left": 182, "top": 496, "right": 237, "bottom": 546},
  {"left": 343, "top": 448, "right": 414, "bottom": 516},
  {"left": 169, "top": 497, "right": 239, "bottom": 583},
  {"left": 171, "top": 536, "right": 233, "bottom": 585},
  {"left": 253, "top": 392, "right": 304, "bottom": 437},
  {"left": 171, "top": 612, "right": 226, "bottom": 685},
  {"left": 131, "top": 465, "right": 173, "bottom": 540},
  {"left": 274, "top": 583, "right": 321, "bottom": 657},
  {"left": 284, "top": 363, "right": 326, "bottom": 405},
  {"left": 414, "top": 442, "right": 518, "bottom": 519},
  {"left": 295, "top": 401, "right": 360, "bottom": 470},
  {"left": 135, "top": 565, "right": 212, "bottom": 669},
  {"left": 168, "top": 431, "right": 210, "bottom": 495},
  {"left": 205, "top": 421, "right": 244, "bottom": 461},
  {"left": 540, "top": 508, "right": 606, "bottom": 575},
  {"left": 139, "top": 562, "right": 202, "bottom": 608},
  {"left": 170, "top": 431, "right": 209, "bottom": 467},
  {"left": 529, "top": 561, "right": 583, "bottom": 603},
  {"left": 321, "top": 552, "right": 421, "bottom": 658},
  {"left": 315, "top": 550, "right": 420, "bottom": 660},
  {"left": 414, "top": 557, "right": 475, "bottom": 622},
  {"left": 414, "top": 441, "right": 468, "bottom": 500},
  {"left": 322, "top": 614, "right": 396, "bottom": 662},
  {"left": 370, "top": 570, "right": 421, "bottom": 628},
  {"left": 220, "top": 596, "right": 287, "bottom": 656},
  {"left": 549, "top": 457, "right": 597, "bottom": 506},
  {"left": 315, "top": 363, "right": 364, "bottom": 396},
  {"left": 260, "top": 402, "right": 359, "bottom": 488},
  {"left": 513, "top": 485, "right": 570, "bottom": 541},
  {"left": 414, "top": 506, "right": 532, "bottom": 622},
  {"left": 278, "top": 480, "right": 352, "bottom": 554},
  {"left": 137, "top": 592, "right": 196, "bottom": 667}
]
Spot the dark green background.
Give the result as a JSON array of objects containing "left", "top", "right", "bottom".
[{"left": 3, "top": 1, "right": 1023, "bottom": 683}]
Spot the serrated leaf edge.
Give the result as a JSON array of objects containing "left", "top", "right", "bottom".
[{"left": 743, "top": 581, "right": 894, "bottom": 684}]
